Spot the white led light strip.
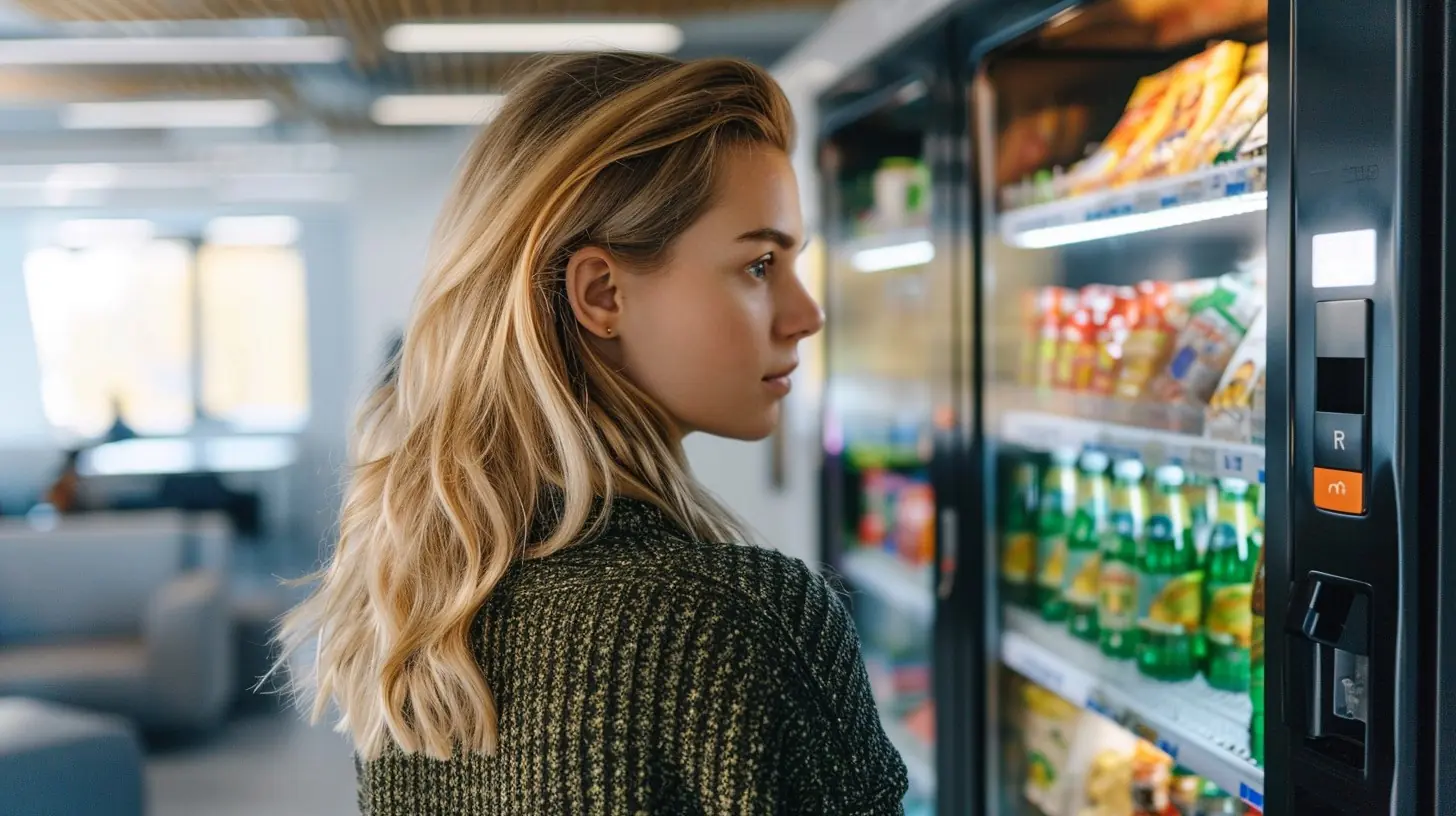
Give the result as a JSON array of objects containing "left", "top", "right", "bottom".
[
  {"left": 850, "top": 239, "right": 935, "bottom": 273},
  {"left": 1009, "top": 190, "right": 1268, "bottom": 249}
]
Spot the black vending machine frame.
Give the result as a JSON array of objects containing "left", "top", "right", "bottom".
[
  {"left": 812, "top": 22, "right": 978, "bottom": 816},
  {"left": 1269, "top": 0, "right": 1447, "bottom": 813}
]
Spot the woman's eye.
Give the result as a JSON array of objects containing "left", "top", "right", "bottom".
[{"left": 747, "top": 254, "right": 773, "bottom": 280}]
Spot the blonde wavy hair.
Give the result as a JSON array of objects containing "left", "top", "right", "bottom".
[{"left": 272, "top": 53, "right": 795, "bottom": 761}]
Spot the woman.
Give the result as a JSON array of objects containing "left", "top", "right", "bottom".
[{"left": 276, "top": 52, "right": 909, "bottom": 814}]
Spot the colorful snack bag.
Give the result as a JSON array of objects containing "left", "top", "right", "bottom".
[
  {"left": 1152, "top": 276, "right": 1264, "bottom": 407},
  {"left": 1089, "top": 287, "right": 1142, "bottom": 395},
  {"left": 1066, "top": 68, "right": 1179, "bottom": 195},
  {"left": 1176, "top": 43, "right": 1269, "bottom": 172},
  {"left": 1138, "top": 40, "right": 1248, "bottom": 180},
  {"left": 1206, "top": 309, "right": 1268, "bottom": 440}
]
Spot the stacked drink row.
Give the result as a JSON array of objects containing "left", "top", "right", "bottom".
[{"left": 1000, "top": 448, "right": 1266, "bottom": 763}]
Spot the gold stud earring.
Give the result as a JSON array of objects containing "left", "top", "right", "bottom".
[{"left": 605, "top": 327, "right": 614, "bottom": 337}]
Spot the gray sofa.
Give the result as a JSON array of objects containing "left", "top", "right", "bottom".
[
  {"left": 0, "top": 697, "right": 145, "bottom": 816},
  {"left": 0, "top": 511, "right": 236, "bottom": 732}
]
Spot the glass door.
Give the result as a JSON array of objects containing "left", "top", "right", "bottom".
[
  {"left": 971, "top": 2, "right": 1271, "bottom": 813},
  {"left": 819, "top": 74, "right": 945, "bottom": 816}
]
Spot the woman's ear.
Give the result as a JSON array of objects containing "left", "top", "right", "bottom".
[{"left": 565, "top": 246, "right": 622, "bottom": 340}]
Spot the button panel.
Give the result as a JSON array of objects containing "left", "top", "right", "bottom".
[
  {"left": 1314, "top": 412, "right": 1365, "bottom": 472},
  {"left": 1314, "top": 467, "right": 1365, "bottom": 515}
]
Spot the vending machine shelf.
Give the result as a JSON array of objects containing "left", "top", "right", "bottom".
[
  {"left": 998, "top": 158, "right": 1268, "bottom": 249},
  {"left": 999, "top": 405, "right": 1265, "bottom": 483},
  {"left": 1001, "top": 607, "right": 1264, "bottom": 809},
  {"left": 841, "top": 548, "right": 935, "bottom": 623}
]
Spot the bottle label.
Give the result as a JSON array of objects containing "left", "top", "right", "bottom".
[
  {"left": 1063, "top": 550, "right": 1102, "bottom": 606},
  {"left": 1251, "top": 610, "right": 1266, "bottom": 666},
  {"left": 1206, "top": 582, "right": 1254, "bottom": 646},
  {"left": 1036, "top": 533, "right": 1068, "bottom": 590},
  {"left": 1098, "top": 560, "right": 1138, "bottom": 631},
  {"left": 1138, "top": 571, "right": 1203, "bottom": 635},
  {"left": 1002, "top": 531, "right": 1036, "bottom": 584}
]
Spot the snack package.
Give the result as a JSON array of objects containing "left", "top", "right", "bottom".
[
  {"left": 1177, "top": 43, "right": 1269, "bottom": 172},
  {"left": 1066, "top": 68, "right": 1179, "bottom": 194},
  {"left": 1151, "top": 276, "right": 1265, "bottom": 407},
  {"left": 1114, "top": 279, "right": 1213, "bottom": 401},
  {"left": 1023, "top": 684, "right": 1085, "bottom": 815},
  {"left": 1206, "top": 309, "right": 1268, "bottom": 440},
  {"left": 1088, "top": 287, "right": 1143, "bottom": 395},
  {"left": 1236, "top": 113, "right": 1269, "bottom": 160},
  {"left": 1138, "top": 41, "right": 1248, "bottom": 180},
  {"left": 1129, "top": 740, "right": 1175, "bottom": 815}
]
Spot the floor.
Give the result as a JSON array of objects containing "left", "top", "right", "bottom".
[{"left": 146, "top": 707, "right": 358, "bottom": 816}]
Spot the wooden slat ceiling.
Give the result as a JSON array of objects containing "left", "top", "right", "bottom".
[{"left": 3, "top": 0, "right": 833, "bottom": 120}]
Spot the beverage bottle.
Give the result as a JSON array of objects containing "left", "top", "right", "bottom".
[
  {"left": 1000, "top": 453, "right": 1041, "bottom": 607},
  {"left": 1065, "top": 450, "right": 1111, "bottom": 641},
  {"left": 1250, "top": 522, "right": 1267, "bottom": 765},
  {"left": 1137, "top": 464, "right": 1203, "bottom": 681},
  {"left": 1203, "top": 478, "right": 1258, "bottom": 691},
  {"left": 1037, "top": 447, "right": 1080, "bottom": 620},
  {"left": 1099, "top": 458, "right": 1146, "bottom": 659}
]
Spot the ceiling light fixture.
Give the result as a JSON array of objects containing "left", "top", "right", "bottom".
[
  {"left": 0, "top": 36, "right": 347, "bottom": 66},
  {"left": 383, "top": 22, "right": 684, "bottom": 54},
  {"left": 370, "top": 94, "right": 505, "bottom": 126},
  {"left": 54, "top": 218, "right": 156, "bottom": 248},
  {"left": 205, "top": 215, "right": 301, "bottom": 246},
  {"left": 60, "top": 99, "right": 278, "bottom": 130}
]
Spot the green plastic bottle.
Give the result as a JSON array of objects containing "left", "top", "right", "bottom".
[
  {"left": 1098, "top": 458, "right": 1146, "bottom": 660},
  {"left": 1064, "top": 450, "right": 1110, "bottom": 641},
  {"left": 1037, "top": 447, "right": 1080, "bottom": 621},
  {"left": 1250, "top": 486, "right": 1267, "bottom": 765},
  {"left": 1136, "top": 464, "right": 1203, "bottom": 681},
  {"left": 1000, "top": 454, "right": 1041, "bottom": 608},
  {"left": 1204, "top": 478, "right": 1258, "bottom": 691}
]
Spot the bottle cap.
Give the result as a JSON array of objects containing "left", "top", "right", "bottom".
[
  {"left": 1154, "top": 464, "right": 1186, "bottom": 487},
  {"left": 1220, "top": 477, "right": 1250, "bottom": 495},
  {"left": 1078, "top": 450, "right": 1110, "bottom": 474},
  {"left": 1113, "top": 458, "right": 1145, "bottom": 481},
  {"left": 1051, "top": 446, "right": 1080, "bottom": 466}
]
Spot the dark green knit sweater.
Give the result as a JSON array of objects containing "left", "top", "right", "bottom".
[{"left": 356, "top": 496, "right": 908, "bottom": 814}]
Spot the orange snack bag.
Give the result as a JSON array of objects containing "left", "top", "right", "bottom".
[
  {"left": 1066, "top": 68, "right": 1178, "bottom": 194},
  {"left": 1128, "top": 40, "right": 1247, "bottom": 182}
]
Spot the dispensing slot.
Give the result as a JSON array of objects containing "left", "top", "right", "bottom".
[{"left": 1284, "top": 572, "right": 1370, "bottom": 771}]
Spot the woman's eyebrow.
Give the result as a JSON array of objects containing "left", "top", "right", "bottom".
[{"left": 736, "top": 227, "right": 803, "bottom": 250}]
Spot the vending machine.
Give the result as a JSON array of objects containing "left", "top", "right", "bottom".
[{"left": 811, "top": 0, "right": 1454, "bottom": 812}]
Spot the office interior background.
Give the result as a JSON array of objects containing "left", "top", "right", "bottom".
[{"left": 0, "top": 1, "right": 912, "bottom": 813}]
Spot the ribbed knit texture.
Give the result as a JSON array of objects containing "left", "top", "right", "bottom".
[{"left": 355, "top": 495, "right": 908, "bottom": 815}]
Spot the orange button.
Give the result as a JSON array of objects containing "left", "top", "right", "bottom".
[{"left": 1314, "top": 467, "right": 1365, "bottom": 514}]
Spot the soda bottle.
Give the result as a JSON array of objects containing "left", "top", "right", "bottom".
[
  {"left": 1099, "top": 458, "right": 1146, "bottom": 660},
  {"left": 1000, "top": 453, "right": 1041, "bottom": 607},
  {"left": 1250, "top": 524, "right": 1267, "bottom": 765},
  {"left": 1204, "top": 478, "right": 1258, "bottom": 691},
  {"left": 1065, "top": 450, "right": 1111, "bottom": 641},
  {"left": 1137, "top": 464, "right": 1203, "bottom": 681},
  {"left": 1037, "top": 447, "right": 1080, "bottom": 620}
]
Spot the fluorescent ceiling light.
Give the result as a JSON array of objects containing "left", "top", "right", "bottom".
[
  {"left": 60, "top": 99, "right": 278, "bottom": 130},
  {"left": 0, "top": 36, "right": 346, "bottom": 65},
  {"left": 55, "top": 218, "right": 155, "bottom": 248},
  {"left": 1008, "top": 191, "right": 1268, "bottom": 249},
  {"left": 383, "top": 22, "right": 684, "bottom": 54},
  {"left": 851, "top": 240, "right": 935, "bottom": 273},
  {"left": 205, "top": 215, "right": 300, "bottom": 246},
  {"left": 371, "top": 94, "right": 505, "bottom": 126}
]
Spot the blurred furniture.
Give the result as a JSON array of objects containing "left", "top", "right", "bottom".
[
  {"left": 0, "top": 697, "right": 145, "bottom": 816},
  {"left": 0, "top": 511, "right": 236, "bottom": 732}
]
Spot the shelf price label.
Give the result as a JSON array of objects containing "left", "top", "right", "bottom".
[{"left": 1239, "top": 783, "right": 1264, "bottom": 809}]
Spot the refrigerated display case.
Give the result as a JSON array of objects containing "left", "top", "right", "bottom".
[
  {"left": 815, "top": 31, "right": 966, "bottom": 816},
  {"left": 802, "top": 0, "right": 1451, "bottom": 812},
  {"left": 971, "top": 6, "right": 1272, "bottom": 813}
]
